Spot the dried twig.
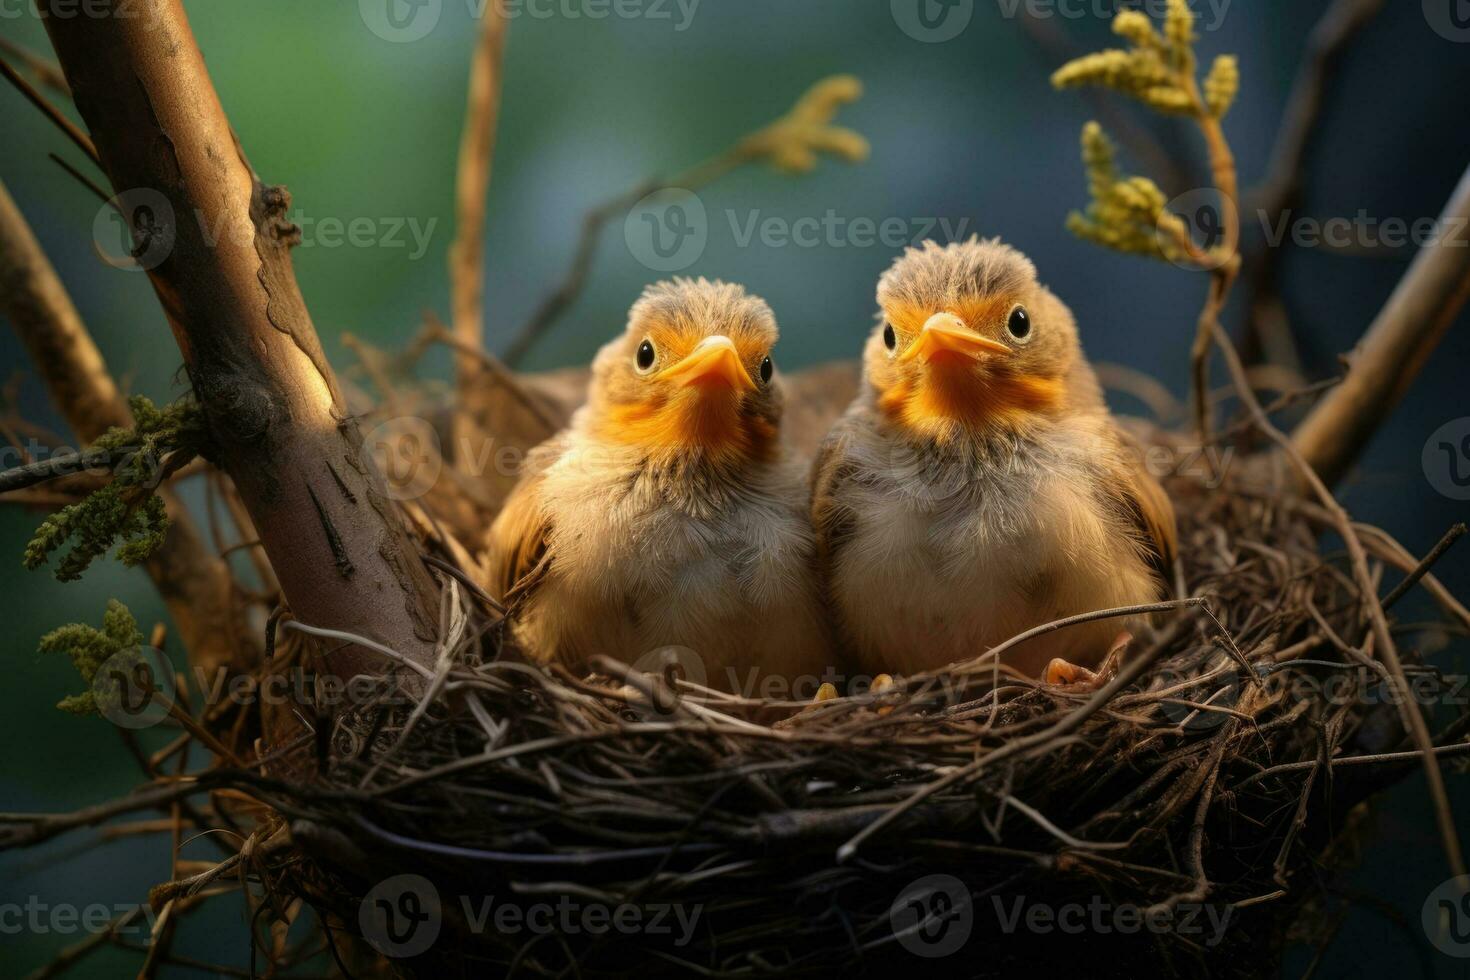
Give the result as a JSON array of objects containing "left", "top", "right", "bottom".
[{"left": 449, "top": 3, "right": 509, "bottom": 452}]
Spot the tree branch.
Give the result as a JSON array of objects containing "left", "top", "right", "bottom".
[
  {"left": 449, "top": 4, "right": 508, "bottom": 462},
  {"left": 1292, "top": 162, "right": 1470, "bottom": 485},
  {"left": 0, "top": 177, "right": 254, "bottom": 676},
  {"left": 39, "top": 0, "right": 441, "bottom": 679}
]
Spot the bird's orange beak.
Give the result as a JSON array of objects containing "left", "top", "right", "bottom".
[
  {"left": 900, "top": 312, "right": 1011, "bottom": 365},
  {"left": 658, "top": 335, "right": 756, "bottom": 392}
]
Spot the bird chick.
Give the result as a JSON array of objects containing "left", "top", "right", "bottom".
[
  {"left": 812, "top": 238, "right": 1176, "bottom": 682},
  {"left": 486, "top": 278, "right": 833, "bottom": 694}
]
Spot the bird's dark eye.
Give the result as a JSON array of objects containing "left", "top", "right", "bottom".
[
  {"left": 1007, "top": 306, "right": 1031, "bottom": 341},
  {"left": 883, "top": 323, "right": 896, "bottom": 351},
  {"left": 635, "top": 338, "right": 656, "bottom": 373},
  {"left": 760, "top": 356, "right": 774, "bottom": 384}
]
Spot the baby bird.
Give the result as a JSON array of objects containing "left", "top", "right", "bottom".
[
  {"left": 812, "top": 238, "right": 1176, "bottom": 682},
  {"left": 486, "top": 278, "right": 832, "bottom": 693}
]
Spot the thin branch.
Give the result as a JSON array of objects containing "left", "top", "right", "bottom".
[
  {"left": 1382, "top": 523, "right": 1466, "bottom": 612},
  {"left": 502, "top": 75, "right": 867, "bottom": 365},
  {"left": 0, "top": 446, "right": 115, "bottom": 494},
  {"left": 0, "top": 55, "right": 97, "bottom": 164},
  {"left": 449, "top": 4, "right": 509, "bottom": 412},
  {"left": 1241, "top": 0, "right": 1385, "bottom": 371},
  {"left": 0, "top": 36, "right": 70, "bottom": 96},
  {"left": 1249, "top": 0, "right": 1386, "bottom": 220},
  {"left": 1292, "top": 162, "right": 1470, "bottom": 484}
]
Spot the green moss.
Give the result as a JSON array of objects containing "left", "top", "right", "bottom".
[{"left": 23, "top": 396, "right": 209, "bottom": 582}]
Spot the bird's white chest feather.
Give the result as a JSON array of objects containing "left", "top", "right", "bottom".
[
  {"left": 830, "top": 425, "right": 1154, "bottom": 675},
  {"left": 522, "top": 440, "right": 830, "bottom": 685}
]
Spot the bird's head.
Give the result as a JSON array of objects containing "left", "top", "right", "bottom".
[
  {"left": 863, "top": 237, "right": 1081, "bottom": 443},
  {"left": 587, "top": 278, "right": 782, "bottom": 466}
]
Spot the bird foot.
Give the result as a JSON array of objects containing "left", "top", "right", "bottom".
[
  {"left": 1043, "top": 658, "right": 1101, "bottom": 688},
  {"left": 1043, "top": 632, "right": 1132, "bottom": 690},
  {"left": 867, "top": 673, "right": 896, "bottom": 716}
]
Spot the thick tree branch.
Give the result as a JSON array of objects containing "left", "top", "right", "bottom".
[
  {"left": 0, "top": 178, "right": 254, "bottom": 676},
  {"left": 1292, "top": 163, "right": 1470, "bottom": 485},
  {"left": 40, "top": 0, "right": 440, "bottom": 678}
]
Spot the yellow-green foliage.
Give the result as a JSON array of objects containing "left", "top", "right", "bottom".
[
  {"left": 739, "top": 74, "right": 870, "bottom": 174},
  {"left": 1053, "top": 0, "right": 1238, "bottom": 264},
  {"left": 1203, "top": 55, "right": 1240, "bottom": 119},
  {"left": 38, "top": 599, "right": 143, "bottom": 715},
  {"left": 1065, "top": 123, "right": 1190, "bottom": 263},
  {"left": 24, "top": 395, "right": 206, "bottom": 582}
]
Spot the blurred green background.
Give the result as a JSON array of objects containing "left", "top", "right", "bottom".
[{"left": 2, "top": 0, "right": 1468, "bottom": 975}]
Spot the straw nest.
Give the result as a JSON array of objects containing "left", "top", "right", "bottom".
[{"left": 155, "top": 386, "right": 1468, "bottom": 980}]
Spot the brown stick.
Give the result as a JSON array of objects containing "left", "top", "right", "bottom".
[
  {"left": 0, "top": 36, "right": 70, "bottom": 96},
  {"left": 1292, "top": 163, "right": 1470, "bottom": 485},
  {"left": 39, "top": 0, "right": 440, "bottom": 679},
  {"left": 1241, "top": 0, "right": 1385, "bottom": 372},
  {"left": 0, "top": 178, "right": 254, "bottom": 676},
  {"left": 449, "top": 6, "right": 509, "bottom": 466}
]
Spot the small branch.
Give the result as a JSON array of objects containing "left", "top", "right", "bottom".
[
  {"left": 1180, "top": 60, "right": 1242, "bottom": 446},
  {"left": 449, "top": 5, "right": 509, "bottom": 412},
  {"left": 1241, "top": 0, "right": 1385, "bottom": 371},
  {"left": 1249, "top": 0, "right": 1385, "bottom": 220},
  {"left": 1381, "top": 523, "right": 1466, "bottom": 611},
  {"left": 502, "top": 75, "right": 867, "bottom": 366},
  {"left": 1292, "top": 162, "right": 1470, "bottom": 485},
  {"left": 0, "top": 55, "right": 97, "bottom": 164},
  {"left": 0, "top": 446, "right": 115, "bottom": 494},
  {"left": 0, "top": 37, "right": 69, "bottom": 96}
]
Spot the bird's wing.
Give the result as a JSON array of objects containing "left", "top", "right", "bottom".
[
  {"left": 1101, "top": 430, "right": 1178, "bottom": 587},
  {"left": 485, "top": 437, "right": 563, "bottom": 606}
]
